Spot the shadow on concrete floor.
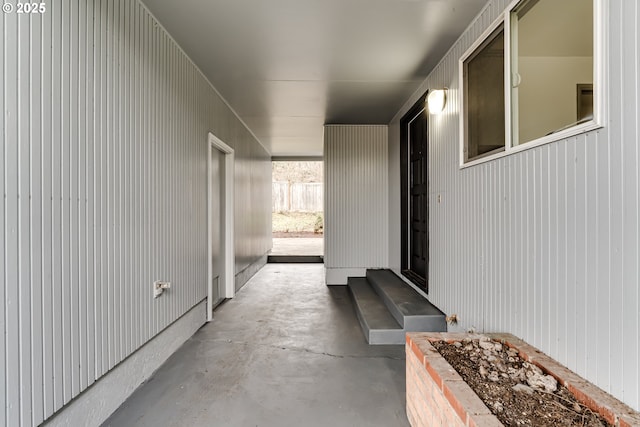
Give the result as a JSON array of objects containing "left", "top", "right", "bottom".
[{"left": 103, "top": 264, "right": 409, "bottom": 427}]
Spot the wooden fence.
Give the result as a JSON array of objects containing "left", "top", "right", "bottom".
[{"left": 272, "top": 182, "right": 323, "bottom": 212}]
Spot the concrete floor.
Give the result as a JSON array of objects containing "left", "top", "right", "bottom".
[
  {"left": 103, "top": 264, "right": 409, "bottom": 427},
  {"left": 270, "top": 237, "right": 324, "bottom": 255}
]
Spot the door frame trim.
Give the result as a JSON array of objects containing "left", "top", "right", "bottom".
[
  {"left": 207, "top": 132, "right": 235, "bottom": 321},
  {"left": 400, "top": 92, "right": 429, "bottom": 292}
]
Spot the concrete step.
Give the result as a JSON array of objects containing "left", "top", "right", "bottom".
[
  {"left": 366, "top": 269, "right": 446, "bottom": 332},
  {"left": 267, "top": 255, "right": 323, "bottom": 263},
  {"left": 347, "top": 278, "right": 406, "bottom": 345}
]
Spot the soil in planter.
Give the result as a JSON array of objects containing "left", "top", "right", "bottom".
[{"left": 432, "top": 338, "right": 611, "bottom": 427}]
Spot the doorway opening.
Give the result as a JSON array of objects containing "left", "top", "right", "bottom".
[
  {"left": 400, "top": 95, "right": 429, "bottom": 291},
  {"left": 269, "top": 160, "right": 324, "bottom": 263},
  {"left": 207, "top": 132, "right": 235, "bottom": 321}
]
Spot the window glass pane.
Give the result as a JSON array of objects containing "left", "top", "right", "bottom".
[
  {"left": 511, "top": 0, "right": 593, "bottom": 145},
  {"left": 464, "top": 26, "right": 505, "bottom": 162}
]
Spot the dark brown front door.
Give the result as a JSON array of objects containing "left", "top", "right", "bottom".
[{"left": 401, "top": 95, "right": 428, "bottom": 290}]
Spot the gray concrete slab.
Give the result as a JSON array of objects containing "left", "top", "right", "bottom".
[
  {"left": 367, "top": 269, "right": 446, "bottom": 331},
  {"left": 270, "top": 237, "right": 323, "bottom": 255},
  {"left": 103, "top": 264, "right": 409, "bottom": 427}
]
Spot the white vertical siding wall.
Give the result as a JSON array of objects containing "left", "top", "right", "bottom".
[
  {"left": 390, "top": 0, "right": 640, "bottom": 411},
  {"left": 324, "top": 125, "right": 388, "bottom": 284},
  {"left": 1, "top": 1, "right": 271, "bottom": 425}
]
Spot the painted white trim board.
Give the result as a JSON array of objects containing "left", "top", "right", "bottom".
[
  {"left": 207, "top": 132, "right": 236, "bottom": 322},
  {"left": 325, "top": 267, "right": 367, "bottom": 285}
]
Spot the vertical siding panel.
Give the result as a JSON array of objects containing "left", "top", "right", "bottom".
[
  {"left": 108, "top": 0, "right": 117, "bottom": 367},
  {"left": 608, "top": 118, "right": 624, "bottom": 388},
  {"left": 484, "top": 165, "right": 492, "bottom": 330},
  {"left": 115, "top": 0, "right": 122, "bottom": 358},
  {"left": 60, "top": 0, "right": 72, "bottom": 403},
  {"left": 151, "top": 13, "right": 159, "bottom": 338},
  {"left": 548, "top": 144, "right": 560, "bottom": 362},
  {"left": 4, "top": 8, "right": 20, "bottom": 426},
  {"left": 131, "top": 0, "right": 139, "bottom": 352},
  {"left": 90, "top": 0, "right": 99, "bottom": 382},
  {"left": 133, "top": 0, "right": 139, "bottom": 346},
  {"left": 160, "top": 28, "right": 167, "bottom": 329},
  {"left": 523, "top": 152, "right": 533, "bottom": 341},
  {"left": 118, "top": 0, "right": 127, "bottom": 360},
  {"left": 555, "top": 142, "right": 566, "bottom": 362},
  {"left": 93, "top": 0, "right": 102, "bottom": 378},
  {"left": 76, "top": 0, "right": 88, "bottom": 394},
  {"left": 508, "top": 160, "right": 519, "bottom": 330},
  {"left": 492, "top": 163, "right": 499, "bottom": 330},
  {"left": 499, "top": 161, "right": 508, "bottom": 331},
  {"left": 129, "top": 0, "right": 137, "bottom": 355},
  {"left": 143, "top": 7, "right": 151, "bottom": 342},
  {"left": 564, "top": 138, "right": 577, "bottom": 371},
  {"left": 619, "top": 0, "right": 638, "bottom": 406},
  {"left": 0, "top": 7, "right": 5, "bottom": 426},
  {"left": 516, "top": 155, "right": 526, "bottom": 339},
  {"left": 627, "top": 0, "right": 640, "bottom": 408},
  {"left": 18, "top": 11, "right": 33, "bottom": 426},
  {"left": 84, "top": 0, "right": 96, "bottom": 390},
  {"left": 164, "top": 29, "right": 170, "bottom": 321},
  {"left": 594, "top": 131, "right": 610, "bottom": 389},
  {"left": 3, "top": 6, "right": 22, "bottom": 425},
  {"left": 127, "top": 0, "right": 135, "bottom": 359},
  {"left": 622, "top": 0, "right": 640, "bottom": 407},
  {"left": 583, "top": 133, "right": 599, "bottom": 381},
  {"left": 324, "top": 125, "right": 388, "bottom": 275},
  {"left": 147, "top": 4, "right": 154, "bottom": 343},
  {"left": 504, "top": 158, "right": 513, "bottom": 335},
  {"left": 104, "top": 0, "right": 113, "bottom": 371},
  {"left": 29, "top": 10, "right": 45, "bottom": 425},
  {"left": 497, "top": 162, "right": 504, "bottom": 334},
  {"left": 488, "top": 164, "right": 496, "bottom": 332},
  {"left": 150, "top": 18, "right": 157, "bottom": 335},
  {"left": 145, "top": 0, "right": 152, "bottom": 342},
  {"left": 539, "top": 147, "right": 550, "bottom": 353},
  {"left": 128, "top": 0, "right": 134, "bottom": 348},
  {"left": 560, "top": 141, "right": 571, "bottom": 366},
  {"left": 40, "top": 4, "right": 54, "bottom": 416},
  {"left": 68, "top": 0, "right": 81, "bottom": 398},
  {"left": 111, "top": 0, "right": 121, "bottom": 368},
  {"left": 530, "top": 151, "right": 539, "bottom": 348},
  {"left": 573, "top": 138, "right": 587, "bottom": 376},
  {"left": 101, "top": 0, "right": 111, "bottom": 378},
  {"left": 503, "top": 158, "right": 511, "bottom": 335},
  {"left": 517, "top": 155, "right": 527, "bottom": 338},
  {"left": 121, "top": 0, "right": 130, "bottom": 361},
  {"left": 157, "top": 26, "right": 164, "bottom": 332},
  {"left": 137, "top": 4, "right": 144, "bottom": 344},
  {"left": 116, "top": 0, "right": 124, "bottom": 362},
  {"left": 51, "top": 0, "right": 65, "bottom": 410},
  {"left": 480, "top": 165, "right": 488, "bottom": 330},
  {"left": 607, "top": 0, "right": 625, "bottom": 399}
]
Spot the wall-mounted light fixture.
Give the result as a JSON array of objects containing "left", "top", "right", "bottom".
[{"left": 427, "top": 89, "right": 447, "bottom": 114}]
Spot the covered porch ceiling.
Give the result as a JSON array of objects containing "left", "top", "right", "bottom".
[{"left": 141, "top": 0, "right": 489, "bottom": 157}]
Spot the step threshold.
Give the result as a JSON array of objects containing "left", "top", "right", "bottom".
[{"left": 267, "top": 255, "right": 324, "bottom": 263}]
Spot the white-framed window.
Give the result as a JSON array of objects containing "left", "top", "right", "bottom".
[{"left": 459, "top": 0, "right": 605, "bottom": 167}]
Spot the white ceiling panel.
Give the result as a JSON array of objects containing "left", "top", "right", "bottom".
[{"left": 142, "top": 0, "right": 488, "bottom": 156}]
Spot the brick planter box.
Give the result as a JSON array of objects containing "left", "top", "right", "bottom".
[{"left": 406, "top": 332, "right": 640, "bottom": 427}]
